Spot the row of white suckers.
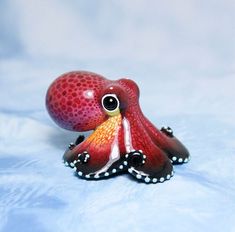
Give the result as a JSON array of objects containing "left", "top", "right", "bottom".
[{"left": 64, "top": 155, "right": 190, "bottom": 183}]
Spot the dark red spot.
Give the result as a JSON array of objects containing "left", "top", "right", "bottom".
[
  {"left": 75, "top": 98, "right": 81, "bottom": 104},
  {"left": 62, "top": 83, "right": 68, "bottom": 88}
]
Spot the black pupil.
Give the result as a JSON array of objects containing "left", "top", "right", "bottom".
[{"left": 103, "top": 96, "right": 118, "bottom": 111}]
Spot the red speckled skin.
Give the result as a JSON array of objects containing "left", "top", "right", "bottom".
[
  {"left": 46, "top": 72, "right": 108, "bottom": 131},
  {"left": 46, "top": 71, "right": 190, "bottom": 183}
]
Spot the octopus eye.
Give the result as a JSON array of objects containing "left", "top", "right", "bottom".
[{"left": 101, "top": 94, "right": 120, "bottom": 114}]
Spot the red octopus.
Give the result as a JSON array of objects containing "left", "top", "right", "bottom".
[{"left": 46, "top": 71, "right": 190, "bottom": 183}]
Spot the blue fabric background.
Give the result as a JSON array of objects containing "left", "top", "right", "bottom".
[{"left": 0, "top": 1, "right": 235, "bottom": 231}]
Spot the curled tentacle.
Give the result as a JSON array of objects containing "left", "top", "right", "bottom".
[
  {"left": 124, "top": 150, "right": 173, "bottom": 183},
  {"left": 140, "top": 115, "right": 190, "bottom": 164}
]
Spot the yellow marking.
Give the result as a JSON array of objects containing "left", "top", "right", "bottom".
[{"left": 106, "top": 108, "right": 120, "bottom": 117}]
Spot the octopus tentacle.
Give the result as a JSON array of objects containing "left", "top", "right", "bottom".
[
  {"left": 75, "top": 135, "right": 85, "bottom": 145},
  {"left": 127, "top": 161, "right": 173, "bottom": 183},
  {"left": 63, "top": 114, "right": 127, "bottom": 179},
  {"left": 122, "top": 113, "right": 174, "bottom": 183},
  {"left": 140, "top": 115, "right": 190, "bottom": 164},
  {"left": 66, "top": 135, "right": 85, "bottom": 151},
  {"left": 123, "top": 150, "right": 173, "bottom": 183}
]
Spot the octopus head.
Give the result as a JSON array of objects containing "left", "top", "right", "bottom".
[{"left": 46, "top": 71, "right": 140, "bottom": 132}]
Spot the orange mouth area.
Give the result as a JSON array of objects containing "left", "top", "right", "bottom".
[{"left": 85, "top": 114, "right": 122, "bottom": 147}]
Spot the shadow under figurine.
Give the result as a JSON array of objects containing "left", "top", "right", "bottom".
[{"left": 46, "top": 71, "right": 190, "bottom": 183}]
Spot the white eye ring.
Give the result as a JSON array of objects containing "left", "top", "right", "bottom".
[{"left": 101, "top": 94, "right": 120, "bottom": 112}]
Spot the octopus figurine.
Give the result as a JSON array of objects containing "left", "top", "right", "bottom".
[{"left": 46, "top": 71, "right": 190, "bottom": 183}]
